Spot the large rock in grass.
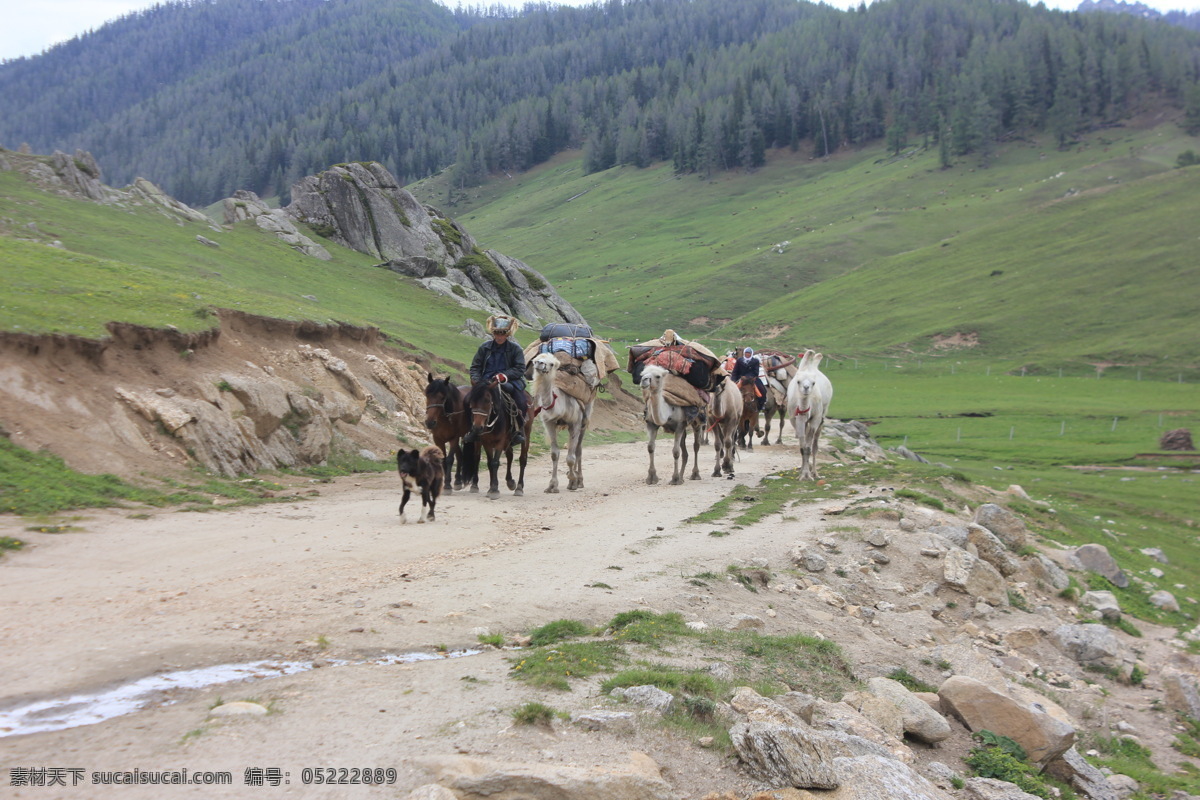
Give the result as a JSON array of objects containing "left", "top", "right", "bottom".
[
  {"left": 937, "top": 676, "right": 1076, "bottom": 766},
  {"left": 729, "top": 719, "right": 841, "bottom": 788},
  {"left": 1072, "top": 544, "right": 1128, "bottom": 589}
]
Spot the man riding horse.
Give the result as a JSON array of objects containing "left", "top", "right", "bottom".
[{"left": 464, "top": 315, "right": 528, "bottom": 446}]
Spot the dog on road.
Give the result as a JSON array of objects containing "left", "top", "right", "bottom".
[{"left": 397, "top": 445, "right": 445, "bottom": 523}]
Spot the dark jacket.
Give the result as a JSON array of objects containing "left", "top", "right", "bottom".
[
  {"left": 731, "top": 356, "right": 761, "bottom": 383},
  {"left": 470, "top": 337, "right": 526, "bottom": 388}
]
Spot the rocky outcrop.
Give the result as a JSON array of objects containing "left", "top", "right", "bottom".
[
  {"left": 223, "top": 190, "right": 330, "bottom": 259},
  {"left": 285, "top": 161, "right": 586, "bottom": 328}
]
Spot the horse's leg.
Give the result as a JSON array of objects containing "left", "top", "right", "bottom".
[
  {"left": 515, "top": 428, "right": 528, "bottom": 496},
  {"left": 440, "top": 439, "right": 454, "bottom": 493},
  {"left": 646, "top": 423, "right": 659, "bottom": 485},
  {"left": 486, "top": 445, "right": 501, "bottom": 498},
  {"left": 504, "top": 443, "right": 515, "bottom": 491}
]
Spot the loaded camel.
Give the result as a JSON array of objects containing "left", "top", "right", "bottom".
[
  {"left": 757, "top": 352, "right": 798, "bottom": 445},
  {"left": 707, "top": 374, "right": 744, "bottom": 479},
  {"left": 529, "top": 352, "right": 594, "bottom": 492},
  {"left": 786, "top": 349, "right": 833, "bottom": 481},
  {"left": 639, "top": 364, "right": 704, "bottom": 485}
]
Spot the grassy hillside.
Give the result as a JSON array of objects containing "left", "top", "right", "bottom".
[
  {"left": 0, "top": 163, "right": 485, "bottom": 368},
  {"left": 414, "top": 119, "right": 1200, "bottom": 374}
]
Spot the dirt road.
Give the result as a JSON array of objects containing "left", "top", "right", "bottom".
[{"left": 1, "top": 439, "right": 821, "bottom": 798}]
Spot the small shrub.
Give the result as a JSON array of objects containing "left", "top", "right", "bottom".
[
  {"left": 511, "top": 701, "right": 557, "bottom": 726},
  {"left": 888, "top": 667, "right": 936, "bottom": 693},
  {"left": 477, "top": 633, "right": 504, "bottom": 648},
  {"left": 528, "top": 619, "right": 590, "bottom": 647}
]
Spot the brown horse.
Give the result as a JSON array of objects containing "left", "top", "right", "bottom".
[
  {"left": 735, "top": 376, "right": 761, "bottom": 452},
  {"left": 463, "top": 381, "right": 531, "bottom": 498},
  {"left": 423, "top": 374, "right": 474, "bottom": 493}
]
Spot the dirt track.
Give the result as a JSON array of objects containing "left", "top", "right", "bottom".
[{"left": 1, "top": 439, "right": 823, "bottom": 798}]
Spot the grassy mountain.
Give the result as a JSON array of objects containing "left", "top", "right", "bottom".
[
  {"left": 412, "top": 117, "right": 1200, "bottom": 375},
  {"left": 0, "top": 156, "right": 486, "bottom": 369}
]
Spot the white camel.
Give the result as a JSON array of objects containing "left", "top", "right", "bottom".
[
  {"left": 786, "top": 350, "right": 834, "bottom": 481},
  {"left": 530, "top": 353, "right": 594, "bottom": 493},
  {"left": 707, "top": 375, "right": 743, "bottom": 479},
  {"left": 639, "top": 364, "right": 703, "bottom": 485}
]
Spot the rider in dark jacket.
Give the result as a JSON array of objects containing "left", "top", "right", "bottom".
[
  {"left": 465, "top": 316, "right": 527, "bottom": 444},
  {"left": 731, "top": 346, "right": 766, "bottom": 412}
]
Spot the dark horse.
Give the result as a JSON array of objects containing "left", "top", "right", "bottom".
[
  {"left": 463, "top": 381, "right": 531, "bottom": 498},
  {"left": 423, "top": 374, "right": 475, "bottom": 493}
]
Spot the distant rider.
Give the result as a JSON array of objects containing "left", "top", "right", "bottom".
[
  {"left": 465, "top": 316, "right": 527, "bottom": 445},
  {"left": 731, "top": 346, "right": 766, "bottom": 412}
]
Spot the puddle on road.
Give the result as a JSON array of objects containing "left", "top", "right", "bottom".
[{"left": 0, "top": 649, "right": 481, "bottom": 738}]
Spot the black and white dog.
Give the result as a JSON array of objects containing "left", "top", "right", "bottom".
[{"left": 397, "top": 446, "right": 445, "bottom": 523}]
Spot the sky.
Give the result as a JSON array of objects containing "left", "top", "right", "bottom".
[{"left": 2, "top": 0, "right": 1199, "bottom": 63}]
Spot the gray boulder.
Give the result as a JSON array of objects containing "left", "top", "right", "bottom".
[
  {"left": 938, "top": 675, "right": 1076, "bottom": 766},
  {"left": 973, "top": 504, "right": 1029, "bottom": 550},
  {"left": 864, "top": 677, "right": 951, "bottom": 743},
  {"left": 1044, "top": 746, "right": 1121, "bottom": 800},
  {"left": 1082, "top": 590, "right": 1122, "bottom": 620},
  {"left": 943, "top": 549, "right": 1010, "bottom": 606},
  {"left": 1073, "top": 543, "right": 1129, "bottom": 589},
  {"left": 1049, "top": 624, "right": 1122, "bottom": 669},
  {"left": 729, "top": 719, "right": 841, "bottom": 789},
  {"left": 967, "top": 523, "right": 1021, "bottom": 577}
]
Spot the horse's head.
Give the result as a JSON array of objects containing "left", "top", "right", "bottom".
[
  {"left": 424, "top": 375, "right": 458, "bottom": 431},
  {"left": 464, "top": 381, "right": 498, "bottom": 435}
]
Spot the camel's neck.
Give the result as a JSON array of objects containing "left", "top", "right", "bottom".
[
  {"left": 644, "top": 384, "right": 674, "bottom": 426},
  {"left": 532, "top": 370, "right": 557, "bottom": 406}
]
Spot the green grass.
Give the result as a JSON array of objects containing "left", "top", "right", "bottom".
[
  {"left": 528, "top": 619, "right": 592, "bottom": 647},
  {"left": 1091, "top": 733, "right": 1200, "bottom": 798},
  {"left": 508, "top": 640, "right": 625, "bottom": 691},
  {"left": 416, "top": 126, "right": 1200, "bottom": 373},
  {"left": 0, "top": 161, "right": 484, "bottom": 367},
  {"left": 510, "top": 701, "right": 561, "bottom": 726}
]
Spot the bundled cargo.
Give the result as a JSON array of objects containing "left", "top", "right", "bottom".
[
  {"left": 628, "top": 329, "right": 721, "bottom": 392},
  {"left": 523, "top": 325, "right": 619, "bottom": 405},
  {"left": 539, "top": 322, "right": 594, "bottom": 341}
]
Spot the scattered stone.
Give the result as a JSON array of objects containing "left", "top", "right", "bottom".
[
  {"left": 1029, "top": 554, "right": 1071, "bottom": 591},
  {"left": 963, "top": 777, "right": 1045, "bottom": 800},
  {"left": 899, "top": 518, "right": 918, "bottom": 532},
  {"left": 973, "top": 504, "right": 1029, "bottom": 551},
  {"left": 865, "top": 529, "right": 890, "bottom": 547},
  {"left": 1161, "top": 668, "right": 1200, "bottom": 718},
  {"left": 414, "top": 753, "right": 673, "bottom": 800},
  {"left": 967, "top": 523, "right": 1021, "bottom": 576},
  {"left": 1105, "top": 774, "right": 1139, "bottom": 800},
  {"left": 1082, "top": 590, "right": 1122, "bottom": 620},
  {"left": 209, "top": 701, "right": 269, "bottom": 718},
  {"left": 864, "top": 677, "right": 951, "bottom": 743},
  {"left": 1044, "top": 746, "right": 1121, "bottom": 800},
  {"left": 612, "top": 685, "right": 676, "bottom": 715},
  {"left": 729, "top": 720, "right": 840, "bottom": 789},
  {"left": 730, "top": 614, "right": 766, "bottom": 630},
  {"left": 1141, "top": 547, "right": 1169, "bottom": 564},
  {"left": 942, "top": 550, "right": 1009, "bottom": 606},
  {"left": 570, "top": 711, "right": 637, "bottom": 733},
  {"left": 1150, "top": 590, "right": 1180, "bottom": 612},
  {"left": 1049, "top": 624, "right": 1122, "bottom": 669},
  {"left": 1073, "top": 544, "right": 1129, "bottom": 589}
]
